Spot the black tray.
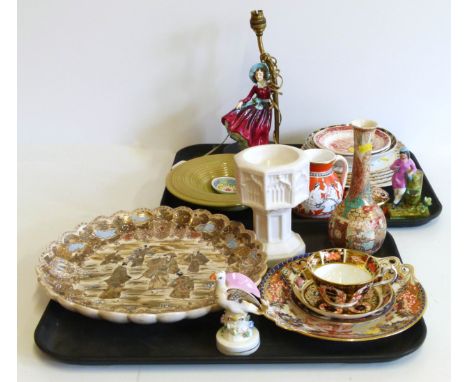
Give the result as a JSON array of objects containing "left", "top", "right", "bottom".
[
  {"left": 161, "top": 144, "right": 442, "bottom": 228},
  {"left": 34, "top": 226, "right": 426, "bottom": 364}
]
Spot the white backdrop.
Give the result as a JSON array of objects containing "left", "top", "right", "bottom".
[
  {"left": 18, "top": 1, "right": 451, "bottom": 381},
  {"left": 19, "top": 0, "right": 449, "bottom": 155}
]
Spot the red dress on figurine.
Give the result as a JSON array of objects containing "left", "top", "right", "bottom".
[{"left": 222, "top": 85, "right": 272, "bottom": 147}]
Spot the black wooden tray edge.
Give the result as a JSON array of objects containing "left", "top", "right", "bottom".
[{"left": 34, "top": 301, "right": 427, "bottom": 365}]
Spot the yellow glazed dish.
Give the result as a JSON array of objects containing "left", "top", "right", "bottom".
[{"left": 166, "top": 154, "right": 245, "bottom": 210}]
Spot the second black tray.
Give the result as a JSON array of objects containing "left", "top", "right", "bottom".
[
  {"left": 161, "top": 144, "right": 442, "bottom": 228},
  {"left": 34, "top": 226, "right": 426, "bottom": 364}
]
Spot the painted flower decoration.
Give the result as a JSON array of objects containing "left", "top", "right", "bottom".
[
  {"left": 367, "top": 260, "right": 378, "bottom": 274},
  {"left": 326, "top": 251, "right": 342, "bottom": 262}
]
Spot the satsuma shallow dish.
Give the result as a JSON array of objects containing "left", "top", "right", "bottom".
[{"left": 36, "top": 206, "right": 267, "bottom": 324}]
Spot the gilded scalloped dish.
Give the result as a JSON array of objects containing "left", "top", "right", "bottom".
[
  {"left": 260, "top": 253, "right": 426, "bottom": 341},
  {"left": 36, "top": 206, "right": 267, "bottom": 324}
]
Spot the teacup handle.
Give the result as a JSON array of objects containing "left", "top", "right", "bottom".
[
  {"left": 372, "top": 265, "right": 398, "bottom": 288},
  {"left": 334, "top": 155, "right": 349, "bottom": 190}
]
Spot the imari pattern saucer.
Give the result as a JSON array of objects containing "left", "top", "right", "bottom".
[
  {"left": 260, "top": 254, "right": 426, "bottom": 341},
  {"left": 280, "top": 253, "right": 397, "bottom": 321},
  {"left": 36, "top": 206, "right": 267, "bottom": 324}
]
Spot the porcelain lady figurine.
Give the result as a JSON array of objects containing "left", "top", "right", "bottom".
[
  {"left": 328, "top": 120, "right": 387, "bottom": 254},
  {"left": 222, "top": 63, "right": 272, "bottom": 148},
  {"left": 294, "top": 149, "right": 348, "bottom": 218},
  {"left": 390, "top": 147, "right": 417, "bottom": 205}
]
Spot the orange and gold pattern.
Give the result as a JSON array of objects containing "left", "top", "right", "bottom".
[{"left": 259, "top": 253, "right": 426, "bottom": 342}]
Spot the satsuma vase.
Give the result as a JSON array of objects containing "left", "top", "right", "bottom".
[{"left": 328, "top": 120, "right": 387, "bottom": 254}]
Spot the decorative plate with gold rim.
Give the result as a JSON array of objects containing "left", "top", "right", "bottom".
[
  {"left": 313, "top": 125, "right": 392, "bottom": 156},
  {"left": 36, "top": 206, "right": 267, "bottom": 324},
  {"left": 260, "top": 253, "right": 426, "bottom": 341},
  {"left": 303, "top": 126, "right": 402, "bottom": 187},
  {"left": 166, "top": 154, "right": 246, "bottom": 210}
]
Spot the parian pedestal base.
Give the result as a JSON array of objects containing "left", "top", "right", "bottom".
[
  {"left": 216, "top": 328, "right": 260, "bottom": 356},
  {"left": 263, "top": 232, "right": 305, "bottom": 265}
]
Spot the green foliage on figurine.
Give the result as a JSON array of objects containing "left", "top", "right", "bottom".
[{"left": 385, "top": 169, "right": 431, "bottom": 219}]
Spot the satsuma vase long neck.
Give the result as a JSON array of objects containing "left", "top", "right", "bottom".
[{"left": 347, "top": 126, "right": 374, "bottom": 201}]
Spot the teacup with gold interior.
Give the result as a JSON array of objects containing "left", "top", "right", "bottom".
[{"left": 305, "top": 249, "right": 398, "bottom": 308}]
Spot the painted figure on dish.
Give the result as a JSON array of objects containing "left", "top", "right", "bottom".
[
  {"left": 222, "top": 63, "right": 273, "bottom": 148},
  {"left": 390, "top": 147, "right": 417, "bottom": 205}
]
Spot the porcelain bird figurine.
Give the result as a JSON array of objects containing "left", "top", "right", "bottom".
[
  {"left": 210, "top": 271, "right": 267, "bottom": 356},
  {"left": 213, "top": 271, "right": 264, "bottom": 314}
]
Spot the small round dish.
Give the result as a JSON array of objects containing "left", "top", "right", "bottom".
[
  {"left": 211, "top": 177, "right": 237, "bottom": 194},
  {"left": 295, "top": 282, "right": 395, "bottom": 321}
]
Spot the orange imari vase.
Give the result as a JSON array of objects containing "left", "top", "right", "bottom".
[{"left": 328, "top": 120, "right": 387, "bottom": 254}]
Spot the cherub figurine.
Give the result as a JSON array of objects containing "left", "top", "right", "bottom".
[
  {"left": 221, "top": 63, "right": 273, "bottom": 148},
  {"left": 390, "top": 147, "right": 417, "bottom": 205}
]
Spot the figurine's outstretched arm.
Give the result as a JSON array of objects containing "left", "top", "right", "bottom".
[
  {"left": 236, "top": 86, "right": 256, "bottom": 109},
  {"left": 390, "top": 160, "right": 400, "bottom": 171}
]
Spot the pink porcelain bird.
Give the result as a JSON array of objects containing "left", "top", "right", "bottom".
[{"left": 210, "top": 271, "right": 266, "bottom": 315}]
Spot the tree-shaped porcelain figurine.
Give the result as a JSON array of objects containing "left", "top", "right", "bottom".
[{"left": 210, "top": 271, "right": 268, "bottom": 356}]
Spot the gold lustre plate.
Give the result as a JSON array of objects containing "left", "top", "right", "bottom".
[
  {"left": 36, "top": 206, "right": 267, "bottom": 324},
  {"left": 166, "top": 154, "right": 245, "bottom": 210}
]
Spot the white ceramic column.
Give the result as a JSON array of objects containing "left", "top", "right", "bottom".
[
  {"left": 252, "top": 207, "right": 305, "bottom": 263},
  {"left": 234, "top": 144, "right": 309, "bottom": 263}
]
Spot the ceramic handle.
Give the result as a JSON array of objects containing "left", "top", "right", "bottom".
[
  {"left": 372, "top": 265, "right": 398, "bottom": 288},
  {"left": 334, "top": 155, "right": 349, "bottom": 189}
]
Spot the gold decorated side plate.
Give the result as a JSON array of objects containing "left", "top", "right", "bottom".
[
  {"left": 260, "top": 253, "right": 426, "bottom": 342},
  {"left": 166, "top": 154, "right": 246, "bottom": 210},
  {"left": 36, "top": 206, "right": 267, "bottom": 324}
]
